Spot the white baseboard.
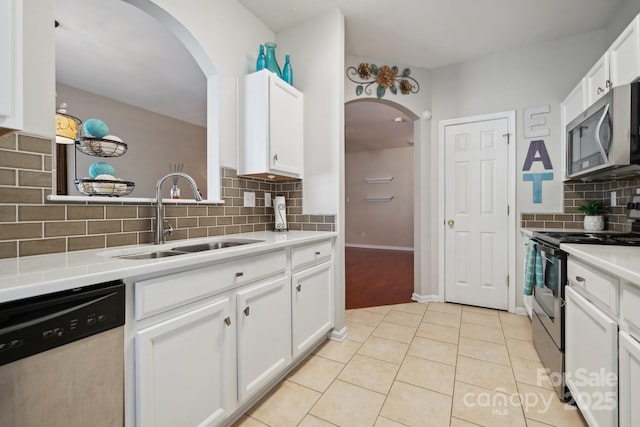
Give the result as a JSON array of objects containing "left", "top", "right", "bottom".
[
  {"left": 327, "top": 326, "right": 348, "bottom": 342},
  {"left": 345, "top": 243, "right": 414, "bottom": 252},
  {"left": 522, "top": 295, "right": 533, "bottom": 318},
  {"left": 411, "top": 293, "right": 440, "bottom": 303}
]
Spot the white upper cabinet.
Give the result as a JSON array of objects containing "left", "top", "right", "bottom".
[
  {"left": 609, "top": 15, "right": 640, "bottom": 87},
  {"left": 238, "top": 69, "right": 303, "bottom": 180},
  {"left": 562, "top": 79, "right": 587, "bottom": 126},
  {"left": 585, "top": 53, "right": 611, "bottom": 106},
  {"left": 0, "top": 0, "right": 23, "bottom": 131}
]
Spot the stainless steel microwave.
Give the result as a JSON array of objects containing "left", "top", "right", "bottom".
[{"left": 566, "top": 81, "right": 640, "bottom": 180}]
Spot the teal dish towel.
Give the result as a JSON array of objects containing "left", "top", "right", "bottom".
[{"left": 524, "top": 240, "right": 544, "bottom": 295}]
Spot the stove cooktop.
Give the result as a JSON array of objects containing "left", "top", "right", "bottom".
[{"left": 533, "top": 231, "right": 640, "bottom": 247}]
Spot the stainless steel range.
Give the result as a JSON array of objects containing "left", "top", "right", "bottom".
[{"left": 530, "top": 230, "right": 640, "bottom": 402}]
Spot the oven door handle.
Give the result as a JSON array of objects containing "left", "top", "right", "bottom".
[{"left": 533, "top": 240, "right": 561, "bottom": 256}]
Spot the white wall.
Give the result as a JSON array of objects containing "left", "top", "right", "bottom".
[
  {"left": 345, "top": 55, "right": 432, "bottom": 117},
  {"left": 57, "top": 84, "right": 207, "bottom": 198},
  {"left": 345, "top": 147, "right": 414, "bottom": 249},
  {"left": 430, "top": 30, "right": 606, "bottom": 307},
  {"left": 275, "top": 9, "right": 346, "bottom": 335},
  {"left": 276, "top": 9, "right": 344, "bottom": 216}
]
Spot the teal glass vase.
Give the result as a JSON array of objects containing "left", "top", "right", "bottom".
[
  {"left": 282, "top": 53, "right": 293, "bottom": 85},
  {"left": 256, "top": 44, "right": 266, "bottom": 71},
  {"left": 264, "top": 42, "right": 282, "bottom": 78}
]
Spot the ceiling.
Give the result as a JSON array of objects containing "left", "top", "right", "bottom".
[
  {"left": 239, "top": 0, "right": 622, "bottom": 69},
  {"left": 54, "top": 0, "right": 624, "bottom": 149}
]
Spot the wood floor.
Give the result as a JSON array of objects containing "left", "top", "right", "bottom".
[{"left": 345, "top": 247, "right": 414, "bottom": 309}]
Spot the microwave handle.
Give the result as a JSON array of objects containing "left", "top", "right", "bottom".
[{"left": 594, "top": 103, "right": 610, "bottom": 163}]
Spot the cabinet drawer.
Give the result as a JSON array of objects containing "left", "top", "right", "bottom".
[
  {"left": 567, "top": 257, "right": 619, "bottom": 314},
  {"left": 291, "top": 240, "right": 333, "bottom": 270},
  {"left": 135, "top": 250, "right": 287, "bottom": 320},
  {"left": 621, "top": 282, "right": 640, "bottom": 341}
]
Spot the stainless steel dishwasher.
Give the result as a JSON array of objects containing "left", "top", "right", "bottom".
[{"left": 0, "top": 280, "right": 126, "bottom": 427}]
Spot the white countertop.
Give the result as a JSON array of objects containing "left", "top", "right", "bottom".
[
  {"left": 0, "top": 230, "right": 337, "bottom": 303},
  {"left": 561, "top": 243, "right": 640, "bottom": 285}
]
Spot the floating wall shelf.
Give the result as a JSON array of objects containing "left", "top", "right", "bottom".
[
  {"left": 364, "top": 177, "right": 393, "bottom": 184},
  {"left": 365, "top": 196, "right": 394, "bottom": 202}
]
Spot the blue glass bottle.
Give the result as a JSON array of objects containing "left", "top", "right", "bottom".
[
  {"left": 256, "top": 44, "right": 266, "bottom": 71},
  {"left": 264, "top": 42, "right": 282, "bottom": 78},
  {"left": 282, "top": 53, "right": 293, "bottom": 86}
]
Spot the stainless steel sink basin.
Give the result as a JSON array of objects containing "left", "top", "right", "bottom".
[
  {"left": 172, "top": 239, "right": 263, "bottom": 253},
  {"left": 113, "top": 239, "right": 263, "bottom": 259},
  {"left": 117, "top": 250, "right": 189, "bottom": 260}
]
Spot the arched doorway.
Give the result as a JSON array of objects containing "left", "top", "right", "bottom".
[{"left": 344, "top": 99, "right": 419, "bottom": 309}]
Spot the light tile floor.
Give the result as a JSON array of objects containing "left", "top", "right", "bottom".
[{"left": 233, "top": 302, "right": 588, "bottom": 427}]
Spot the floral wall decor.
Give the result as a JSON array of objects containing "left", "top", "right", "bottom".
[{"left": 346, "top": 63, "right": 420, "bottom": 99}]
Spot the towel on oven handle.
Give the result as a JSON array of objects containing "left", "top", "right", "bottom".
[{"left": 523, "top": 240, "right": 544, "bottom": 295}]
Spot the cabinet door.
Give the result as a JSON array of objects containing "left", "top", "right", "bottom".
[
  {"left": 0, "top": 0, "right": 22, "bottom": 130},
  {"left": 136, "top": 297, "right": 234, "bottom": 427},
  {"left": 610, "top": 15, "right": 640, "bottom": 87},
  {"left": 236, "top": 275, "right": 292, "bottom": 401},
  {"left": 565, "top": 286, "right": 618, "bottom": 427},
  {"left": 269, "top": 75, "right": 303, "bottom": 177},
  {"left": 292, "top": 261, "right": 334, "bottom": 358},
  {"left": 620, "top": 331, "right": 640, "bottom": 427},
  {"left": 585, "top": 54, "right": 611, "bottom": 106},
  {"left": 562, "top": 79, "right": 587, "bottom": 127}
]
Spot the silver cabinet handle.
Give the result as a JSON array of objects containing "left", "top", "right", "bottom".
[
  {"left": 224, "top": 317, "right": 231, "bottom": 326},
  {"left": 315, "top": 251, "right": 321, "bottom": 256},
  {"left": 244, "top": 306, "right": 250, "bottom": 316},
  {"left": 605, "top": 80, "right": 611, "bottom": 88},
  {"left": 575, "top": 276, "right": 585, "bottom": 282},
  {"left": 296, "top": 284, "right": 302, "bottom": 292},
  {"left": 597, "top": 87, "right": 604, "bottom": 94},
  {"left": 273, "top": 154, "right": 278, "bottom": 161},
  {"left": 236, "top": 272, "right": 244, "bottom": 277}
]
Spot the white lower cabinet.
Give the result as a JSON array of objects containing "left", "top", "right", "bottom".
[
  {"left": 236, "top": 275, "right": 291, "bottom": 401},
  {"left": 292, "top": 261, "right": 334, "bottom": 358},
  {"left": 565, "top": 285, "right": 618, "bottom": 427},
  {"left": 619, "top": 331, "right": 640, "bottom": 427},
  {"left": 132, "top": 240, "right": 336, "bottom": 427},
  {"left": 135, "top": 296, "right": 235, "bottom": 427}
]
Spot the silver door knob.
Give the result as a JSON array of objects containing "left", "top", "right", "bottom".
[{"left": 447, "top": 219, "right": 454, "bottom": 227}]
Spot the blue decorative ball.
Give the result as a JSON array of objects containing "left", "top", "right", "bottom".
[
  {"left": 89, "top": 162, "right": 115, "bottom": 179},
  {"left": 83, "top": 119, "right": 109, "bottom": 138}
]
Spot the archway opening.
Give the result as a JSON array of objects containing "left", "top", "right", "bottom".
[{"left": 344, "top": 99, "right": 418, "bottom": 309}]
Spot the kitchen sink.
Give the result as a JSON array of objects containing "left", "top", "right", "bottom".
[
  {"left": 114, "top": 239, "right": 263, "bottom": 260},
  {"left": 171, "top": 239, "right": 263, "bottom": 253},
  {"left": 117, "top": 250, "right": 189, "bottom": 260}
]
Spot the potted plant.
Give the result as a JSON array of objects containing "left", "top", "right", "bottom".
[{"left": 578, "top": 201, "right": 606, "bottom": 231}]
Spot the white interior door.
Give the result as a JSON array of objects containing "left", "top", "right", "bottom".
[{"left": 444, "top": 117, "right": 509, "bottom": 310}]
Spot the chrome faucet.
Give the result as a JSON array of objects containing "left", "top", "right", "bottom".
[{"left": 154, "top": 172, "right": 203, "bottom": 244}]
